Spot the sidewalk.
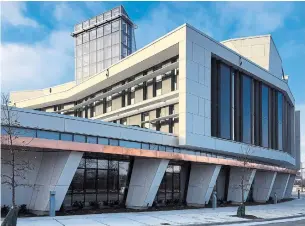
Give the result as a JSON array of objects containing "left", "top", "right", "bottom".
[{"left": 12, "top": 194, "right": 305, "bottom": 226}]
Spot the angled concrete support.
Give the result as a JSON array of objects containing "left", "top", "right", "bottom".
[
  {"left": 227, "top": 167, "right": 256, "bottom": 203},
  {"left": 271, "top": 173, "right": 290, "bottom": 200},
  {"left": 284, "top": 174, "right": 295, "bottom": 199},
  {"left": 126, "top": 158, "right": 169, "bottom": 209},
  {"left": 252, "top": 171, "right": 277, "bottom": 203},
  {"left": 29, "top": 151, "right": 83, "bottom": 212},
  {"left": 186, "top": 163, "right": 221, "bottom": 206}
]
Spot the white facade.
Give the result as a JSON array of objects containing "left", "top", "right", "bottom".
[{"left": 3, "top": 23, "right": 300, "bottom": 212}]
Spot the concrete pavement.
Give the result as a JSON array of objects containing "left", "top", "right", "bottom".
[{"left": 6, "top": 193, "right": 305, "bottom": 226}]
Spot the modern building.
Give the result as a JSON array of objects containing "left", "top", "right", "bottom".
[{"left": 2, "top": 8, "right": 301, "bottom": 213}]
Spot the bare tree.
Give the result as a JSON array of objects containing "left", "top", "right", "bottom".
[
  {"left": 1, "top": 93, "right": 34, "bottom": 210},
  {"left": 235, "top": 145, "right": 255, "bottom": 217}
]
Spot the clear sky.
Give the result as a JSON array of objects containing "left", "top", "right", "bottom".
[{"left": 1, "top": 1, "right": 304, "bottom": 162}]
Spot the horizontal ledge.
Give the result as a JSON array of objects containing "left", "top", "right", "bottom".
[{"left": 1, "top": 135, "right": 296, "bottom": 175}]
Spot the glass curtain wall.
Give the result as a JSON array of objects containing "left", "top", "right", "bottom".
[
  {"left": 155, "top": 163, "right": 182, "bottom": 205},
  {"left": 211, "top": 56, "right": 292, "bottom": 153},
  {"left": 261, "top": 85, "right": 269, "bottom": 148},
  {"left": 211, "top": 59, "right": 231, "bottom": 140},
  {"left": 64, "top": 153, "right": 131, "bottom": 207}
]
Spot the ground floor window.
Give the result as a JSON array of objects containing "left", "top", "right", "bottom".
[
  {"left": 155, "top": 162, "right": 182, "bottom": 205},
  {"left": 64, "top": 153, "right": 131, "bottom": 208}
]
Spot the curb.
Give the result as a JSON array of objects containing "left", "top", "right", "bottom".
[{"left": 186, "top": 213, "right": 305, "bottom": 226}]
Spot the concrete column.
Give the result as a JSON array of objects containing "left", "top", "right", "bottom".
[
  {"left": 227, "top": 167, "right": 256, "bottom": 203},
  {"left": 271, "top": 173, "right": 290, "bottom": 200},
  {"left": 186, "top": 163, "right": 221, "bottom": 206},
  {"left": 284, "top": 174, "right": 295, "bottom": 199},
  {"left": 252, "top": 171, "right": 277, "bottom": 203},
  {"left": 29, "top": 151, "right": 83, "bottom": 212},
  {"left": 126, "top": 158, "right": 169, "bottom": 209}
]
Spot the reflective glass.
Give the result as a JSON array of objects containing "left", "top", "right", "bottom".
[
  {"left": 61, "top": 133, "right": 73, "bottom": 141},
  {"left": 90, "top": 29, "right": 96, "bottom": 40},
  {"left": 112, "top": 20, "right": 119, "bottom": 32},
  {"left": 97, "top": 14, "right": 103, "bottom": 23},
  {"left": 90, "top": 17, "right": 96, "bottom": 26},
  {"left": 97, "top": 26, "right": 103, "bottom": 38},
  {"left": 74, "top": 134, "right": 86, "bottom": 143},
  {"left": 83, "top": 54, "right": 89, "bottom": 66},
  {"left": 98, "top": 137, "right": 108, "bottom": 145},
  {"left": 83, "top": 42, "right": 89, "bottom": 55},
  {"left": 76, "top": 45, "right": 82, "bottom": 57},
  {"left": 262, "top": 85, "right": 269, "bottom": 148},
  {"left": 104, "top": 23, "right": 111, "bottom": 35},
  {"left": 76, "top": 35, "right": 82, "bottom": 45},
  {"left": 104, "top": 11, "right": 111, "bottom": 21},
  {"left": 87, "top": 136, "right": 97, "bottom": 144},
  {"left": 109, "top": 139, "right": 119, "bottom": 146},
  {"left": 37, "top": 130, "right": 59, "bottom": 140},
  {"left": 242, "top": 75, "right": 252, "bottom": 144},
  {"left": 90, "top": 64, "right": 96, "bottom": 75},
  {"left": 111, "top": 32, "right": 119, "bottom": 45},
  {"left": 278, "top": 92, "right": 283, "bottom": 150},
  {"left": 83, "top": 32, "right": 89, "bottom": 43},
  {"left": 14, "top": 127, "right": 36, "bottom": 138},
  {"left": 83, "top": 66, "right": 89, "bottom": 78},
  {"left": 76, "top": 57, "right": 82, "bottom": 68},
  {"left": 90, "top": 40, "right": 96, "bottom": 52},
  {"left": 97, "top": 38, "right": 103, "bottom": 50},
  {"left": 90, "top": 52, "right": 96, "bottom": 64},
  {"left": 104, "top": 47, "right": 111, "bottom": 59},
  {"left": 97, "top": 61, "right": 104, "bottom": 72},
  {"left": 85, "top": 169, "right": 96, "bottom": 193},
  {"left": 220, "top": 64, "right": 231, "bottom": 139},
  {"left": 97, "top": 50, "right": 104, "bottom": 62},
  {"left": 83, "top": 20, "right": 89, "bottom": 29},
  {"left": 104, "top": 59, "right": 111, "bottom": 69},
  {"left": 103, "top": 35, "right": 111, "bottom": 47}
]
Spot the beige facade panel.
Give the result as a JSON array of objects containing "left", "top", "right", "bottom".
[
  {"left": 162, "top": 76, "right": 172, "bottom": 95},
  {"left": 112, "top": 95, "right": 122, "bottom": 111},
  {"left": 135, "top": 87, "right": 143, "bottom": 103},
  {"left": 128, "top": 114, "right": 141, "bottom": 126}
]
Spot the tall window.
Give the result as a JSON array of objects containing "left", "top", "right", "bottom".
[
  {"left": 211, "top": 60, "right": 231, "bottom": 140},
  {"left": 242, "top": 75, "right": 252, "bottom": 144},
  {"left": 156, "top": 164, "right": 181, "bottom": 204},
  {"left": 261, "top": 85, "right": 269, "bottom": 148},
  {"left": 220, "top": 64, "right": 232, "bottom": 139},
  {"left": 277, "top": 92, "right": 283, "bottom": 150},
  {"left": 211, "top": 56, "right": 291, "bottom": 153}
]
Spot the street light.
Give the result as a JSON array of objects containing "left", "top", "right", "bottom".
[{"left": 301, "top": 167, "right": 305, "bottom": 192}]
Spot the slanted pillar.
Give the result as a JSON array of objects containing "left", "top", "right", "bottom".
[
  {"left": 186, "top": 164, "right": 221, "bottom": 206},
  {"left": 126, "top": 158, "right": 169, "bottom": 209},
  {"left": 29, "top": 151, "right": 83, "bottom": 212},
  {"left": 252, "top": 171, "right": 277, "bottom": 203},
  {"left": 227, "top": 167, "right": 256, "bottom": 203},
  {"left": 271, "top": 173, "right": 290, "bottom": 200},
  {"left": 284, "top": 174, "right": 295, "bottom": 199}
]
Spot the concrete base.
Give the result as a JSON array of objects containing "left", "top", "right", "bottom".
[
  {"left": 126, "top": 158, "right": 169, "bottom": 209},
  {"left": 271, "top": 173, "right": 290, "bottom": 200},
  {"left": 186, "top": 163, "right": 221, "bottom": 206},
  {"left": 227, "top": 167, "right": 256, "bottom": 203},
  {"left": 284, "top": 174, "right": 295, "bottom": 199},
  {"left": 252, "top": 171, "right": 277, "bottom": 203}
]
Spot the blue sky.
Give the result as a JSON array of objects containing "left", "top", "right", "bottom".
[{"left": 1, "top": 1, "right": 305, "bottom": 159}]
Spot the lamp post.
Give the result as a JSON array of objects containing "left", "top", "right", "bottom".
[{"left": 301, "top": 167, "right": 304, "bottom": 193}]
